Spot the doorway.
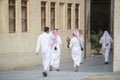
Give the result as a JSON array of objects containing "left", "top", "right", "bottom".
[
  {"left": 90, "top": 0, "right": 114, "bottom": 71},
  {"left": 91, "top": 0, "right": 111, "bottom": 33}
]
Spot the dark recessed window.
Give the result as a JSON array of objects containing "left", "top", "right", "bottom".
[
  {"left": 50, "top": 2, "right": 55, "bottom": 30},
  {"left": 67, "top": 3, "right": 72, "bottom": 30},
  {"left": 75, "top": 4, "right": 79, "bottom": 29},
  {"left": 9, "top": 0, "right": 16, "bottom": 33},
  {"left": 21, "top": 0, "right": 28, "bottom": 32},
  {"left": 41, "top": 2, "right": 46, "bottom": 31}
]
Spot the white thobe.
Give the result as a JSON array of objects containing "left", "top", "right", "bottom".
[
  {"left": 100, "top": 33, "right": 113, "bottom": 62},
  {"left": 50, "top": 35, "right": 62, "bottom": 69},
  {"left": 36, "top": 33, "right": 51, "bottom": 71},
  {"left": 69, "top": 37, "right": 82, "bottom": 68}
]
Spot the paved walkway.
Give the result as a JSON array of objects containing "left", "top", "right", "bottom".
[
  {"left": 81, "top": 73, "right": 120, "bottom": 80},
  {"left": 0, "top": 54, "right": 120, "bottom": 80}
]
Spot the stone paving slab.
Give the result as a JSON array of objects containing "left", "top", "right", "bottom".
[
  {"left": 0, "top": 71, "right": 101, "bottom": 80},
  {"left": 81, "top": 72, "right": 120, "bottom": 80},
  {"left": 0, "top": 71, "right": 119, "bottom": 80},
  {"left": 14, "top": 55, "right": 113, "bottom": 72},
  {"left": 0, "top": 55, "right": 117, "bottom": 80}
]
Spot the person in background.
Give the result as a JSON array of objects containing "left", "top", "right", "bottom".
[
  {"left": 69, "top": 29, "right": 82, "bottom": 72},
  {"left": 78, "top": 29, "right": 84, "bottom": 64},
  {"left": 49, "top": 29, "right": 62, "bottom": 71},
  {"left": 36, "top": 27, "right": 51, "bottom": 77},
  {"left": 99, "top": 31, "right": 113, "bottom": 64},
  {"left": 66, "top": 37, "right": 71, "bottom": 48}
]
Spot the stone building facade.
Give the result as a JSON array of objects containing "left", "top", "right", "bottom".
[{"left": 0, "top": 0, "right": 85, "bottom": 70}]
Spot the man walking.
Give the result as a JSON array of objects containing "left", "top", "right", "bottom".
[
  {"left": 100, "top": 31, "right": 113, "bottom": 64},
  {"left": 49, "top": 29, "right": 62, "bottom": 71},
  {"left": 78, "top": 29, "right": 84, "bottom": 64},
  {"left": 69, "top": 29, "right": 82, "bottom": 72},
  {"left": 36, "top": 27, "right": 51, "bottom": 77}
]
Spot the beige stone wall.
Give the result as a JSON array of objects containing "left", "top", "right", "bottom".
[
  {"left": 113, "top": 0, "right": 120, "bottom": 72},
  {"left": 0, "top": 0, "right": 85, "bottom": 70}
]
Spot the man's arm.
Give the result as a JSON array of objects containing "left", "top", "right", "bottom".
[
  {"left": 36, "top": 36, "right": 41, "bottom": 55},
  {"left": 99, "top": 37, "right": 102, "bottom": 44}
]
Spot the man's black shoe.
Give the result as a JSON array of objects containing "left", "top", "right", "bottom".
[
  {"left": 42, "top": 72, "right": 47, "bottom": 77},
  {"left": 104, "top": 62, "right": 109, "bottom": 64}
]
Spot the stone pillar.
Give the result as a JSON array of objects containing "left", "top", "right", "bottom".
[
  {"left": 113, "top": 0, "right": 120, "bottom": 72},
  {"left": 85, "top": 0, "right": 91, "bottom": 58}
]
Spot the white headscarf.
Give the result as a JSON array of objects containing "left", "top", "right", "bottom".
[
  {"left": 72, "top": 29, "right": 79, "bottom": 38},
  {"left": 100, "top": 31, "right": 113, "bottom": 44},
  {"left": 51, "top": 29, "right": 59, "bottom": 47}
]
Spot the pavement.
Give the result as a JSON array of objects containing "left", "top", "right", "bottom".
[
  {"left": 81, "top": 73, "right": 120, "bottom": 80},
  {"left": 0, "top": 54, "right": 120, "bottom": 80}
]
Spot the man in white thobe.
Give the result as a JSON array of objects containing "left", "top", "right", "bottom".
[
  {"left": 79, "top": 29, "right": 84, "bottom": 64},
  {"left": 100, "top": 31, "right": 113, "bottom": 64},
  {"left": 36, "top": 27, "right": 51, "bottom": 77},
  {"left": 49, "top": 29, "right": 62, "bottom": 71},
  {"left": 69, "top": 29, "right": 82, "bottom": 72}
]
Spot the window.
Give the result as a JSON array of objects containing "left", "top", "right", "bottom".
[
  {"left": 41, "top": 2, "right": 46, "bottom": 31},
  {"left": 50, "top": 2, "right": 55, "bottom": 30},
  {"left": 67, "top": 3, "right": 72, "bottom": 30},
  {"left": 21, "top": 0, "right": 27, "bottom": 32},
  {"left": 75, "top": 4, "right": 79, "bottom": 29},
  {"left": 59, "top": 3, "right": 65, "bottom": 31},
  {"left": 9, "top": 0, "right": 16, "bottom": 33}
]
